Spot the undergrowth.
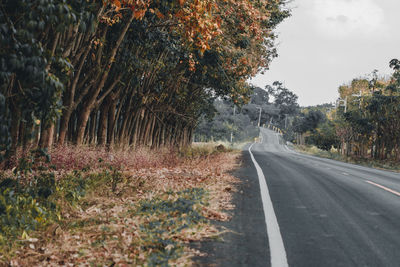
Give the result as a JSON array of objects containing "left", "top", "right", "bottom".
[
  {"left": 0, "top": 144, "right": 239, "bottom": 265},
  {"left": 0, "top": 163, "right": 123, "bottom": 256}
]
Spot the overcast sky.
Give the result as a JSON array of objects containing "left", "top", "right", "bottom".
[{"left": 250, "top": 0, "right": 400, "bottom": 106}]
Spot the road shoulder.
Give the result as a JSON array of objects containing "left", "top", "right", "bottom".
[{"left": 192, "top": 147, "right": 270, "bottom": 267}]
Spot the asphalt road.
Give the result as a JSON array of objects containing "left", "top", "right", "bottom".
[{"left": 195, "top": 128, "right": 400, "bottom": 267}]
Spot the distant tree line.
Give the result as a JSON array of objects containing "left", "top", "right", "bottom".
[
  {"left": 289, "top": 60, "right": 400, "bottom": 161},
  {"left": 195, "top": 83, "right": 300, "bottom": 142},
  {"left": 0, "top": 0, "right": 290, "bottom": 163}
]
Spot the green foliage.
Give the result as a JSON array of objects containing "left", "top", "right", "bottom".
[
  {"left": 12, "top": 148, "right": 51, "bottom": 178},
  {"left": 291, "top": 60, "right": 400, "bottom": 160},
  {"left": 86, "top": 167, "right": 124, "bottom": 194},
  {"left": 293, "top": 110, "right": 326, "bottom": 134},
  {"left": 0, "top": 0, "right": 290, "bottom": 157},
  {"left": 266, "top": 81, "right": 300, "bottom": 128},
  {"left": 0, "top": 0, "right": 82, "bottom": 155},
  {"left": 57, "top": 171, "right": 87, "bottom": 204},
  {"left": 195, "top": 99, "right": 259, "bottom": 143},
  {"left": 180, "top": 143, "right": 232, "bottom": 159},
  {"left": 58, "top": 167, "right": 124, "bottom": 205},
  {"left": 0, "top": 173, "right": 58, "bottom": 244},
  {"left": 307, "top": 121, "right": 339, "bottom": 151},
  {"left": 0, "top": 161, "right": 125, "bottom": 248}
]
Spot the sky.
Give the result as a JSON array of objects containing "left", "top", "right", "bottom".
[{"left": 250, "top": 0, "right": 400, "bottom": 107}]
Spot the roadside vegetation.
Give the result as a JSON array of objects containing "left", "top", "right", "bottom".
[
  {"left": 0, "top": 1, "right": 291, "bottom": 264},
  {"left": 294, "top": 144, "right": 400, "bottom": 172},
  {"left": 0, "top": 0, "right": 290, "bottom": 161},
  {"left": 202, "top": 59, "right": 400, "bottom": 171},
  {"left": 286, "top": 60, "right": 400, "bottom": 168},
  {"left": 0, "top": 145, "right": 240, "bottom": 265}
]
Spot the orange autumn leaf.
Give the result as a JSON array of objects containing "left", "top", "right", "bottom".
[
  {"left": 155, "top": 9, "right": 165, "bottom": 19},
  {"left": 114, "top": 0, "right": 121, "bottom": 9},
  {"left": 134, "top": 10, "right": 145, "bottom": 19}
]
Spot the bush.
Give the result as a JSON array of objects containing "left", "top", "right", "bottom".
[
  {"left": 0, "top": 164, "right": 126, "bottom": 248},
  {"left": 0, "top": 174, "right": 58, "bottom": 243}
]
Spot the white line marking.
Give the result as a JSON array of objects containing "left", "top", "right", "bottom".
[
  {"left": 366, "top": 180, "right": 400, "bottom": 197},
  {"left": 249, "top": 143, "right": 289, "bottom": 267},
  {"left": 342, "top": 172, "right": 349, "bottom": 176}
]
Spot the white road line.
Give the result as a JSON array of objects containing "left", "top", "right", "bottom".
[
  {"left": 366, "top": 180, "right": 400, "bottom": 197},
  {"left": 249, "top": 143, "right": 289, "bottom": 267}
]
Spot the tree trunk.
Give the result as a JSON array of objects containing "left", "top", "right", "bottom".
[
  {"left": 6, "top": 106, "right": 20, "bottom": 167},
  {"left": 58, "top": 45, "right": 91, "bottom": 146},
  {"left": 58, "top": 108, "right": 72, "bottom": 146},
  {"left": 75, "top": 13, "right": 134, "bottom": 145},
  {"left": 88, "top": 110, "right": 98, "bottom": 145},
  {"left": 39, "top": 123, "right": 55, "bottom": 151},
  {"left": 98, "top": 99, "right": 111, "bottom": 146},
  {"left": 107, "top": 99, "right": 118, "bottom": 148}
]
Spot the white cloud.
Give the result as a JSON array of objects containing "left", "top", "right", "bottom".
[{"left": 312, "top": 0, "right": 385, "bottom": 38}]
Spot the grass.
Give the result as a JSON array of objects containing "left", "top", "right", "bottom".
[
  {"left": 294, "top": 145, "right": 400, "bottom": 172},
  {"left": 191, "top": 140, "right": 250, "bottom": 152},
  {"left": 0, "top": 144, "right": 240, "bottom": 266}
]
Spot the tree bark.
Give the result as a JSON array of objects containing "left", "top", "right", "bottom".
[
  {"left": 39, "top": 124, "right": 55, "bottom": 151},
  {"left": 98, "top": 98, "right": 112, "bottom": 146},
  {"left": 75, "top": 13, "right": 135, "bottom": 145},
  {"left": 58, "top": 46, "right": 91, "bottom": 146},
  {"left": 107, "top": 98, "right": 118, "bottom": 147}
]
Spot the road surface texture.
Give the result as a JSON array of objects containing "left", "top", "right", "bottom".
[{"left": 194, "top": 128, "right": 400, "bottom": 267}]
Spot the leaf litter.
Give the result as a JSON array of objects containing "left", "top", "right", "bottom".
[{"left": 3, "top": 148, "right": 240, "bottom": 266}]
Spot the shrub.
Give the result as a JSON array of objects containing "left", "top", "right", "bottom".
[{"left": 0, "top": 174, "right": 58, "bottom": 244}]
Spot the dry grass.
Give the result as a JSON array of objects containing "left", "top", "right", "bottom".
[
  {"left": 50, "top": 145, "right": 180, "bottom": 171},
  {"left": 3, "top": 145, "right": 241, "bottom": 266}
]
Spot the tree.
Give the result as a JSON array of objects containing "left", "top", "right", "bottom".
[
  {"left": 0, "top": 0, "right": 291, "bottom": 165},
  {"left": 294, "top": 60, "right": 400, "bottom": 161}
]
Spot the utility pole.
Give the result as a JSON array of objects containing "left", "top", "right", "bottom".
[
  {"left": 231, "top": 105, "right": 236, "bottom": 143},
  {"left": 257, "top": 106, "right": 262, "bottom": 127},
  {"left": 352, "top": 90, "right": 362, "bottom": 109},
  {"left": 337, "top": 96, "right": 348, "bottom": 113},
  {"left": 284, "top": 114, "right": 289, "bottom": 129}
]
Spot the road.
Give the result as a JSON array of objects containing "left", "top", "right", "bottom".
[{"left": 248, "top": 128, "right": 400, "bottom": 267}]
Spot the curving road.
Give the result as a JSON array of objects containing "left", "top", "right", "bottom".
[{"left": 250, "top": 128, "right": 400, "bottom": 267}]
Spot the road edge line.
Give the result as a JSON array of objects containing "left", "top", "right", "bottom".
[
  {"left": 365, "top": 180, "right": 400, "bottom": 197},
  {"left": 249, "top": 143, "right": 289, "bottom": 267}
]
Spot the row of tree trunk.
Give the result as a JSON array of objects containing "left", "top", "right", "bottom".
[{"left": 5, "top": 6, "right": 203, "bottom": 161}]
